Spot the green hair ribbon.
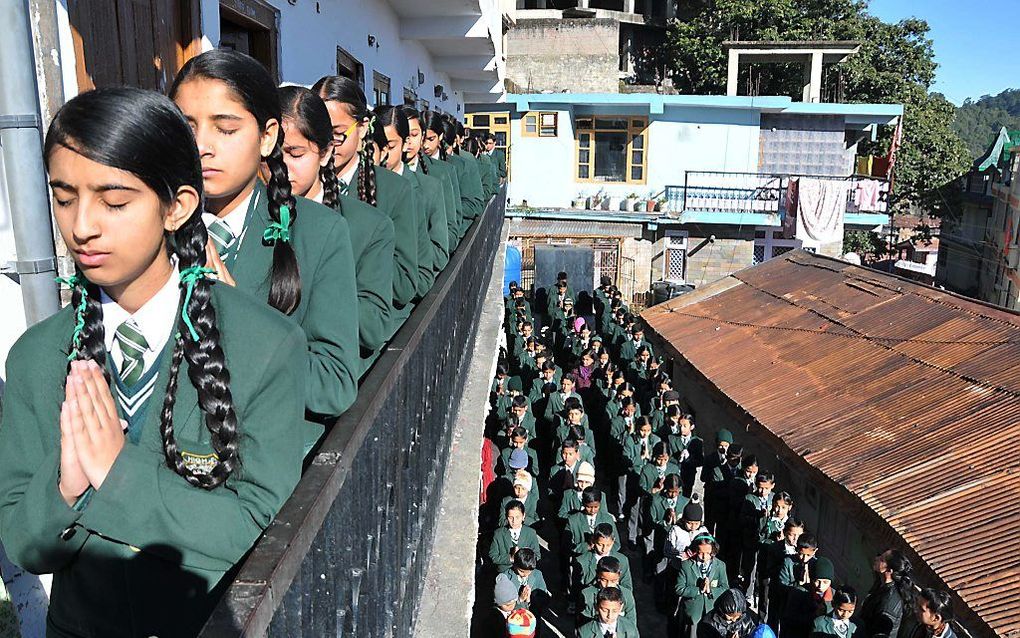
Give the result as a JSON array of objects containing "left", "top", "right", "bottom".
[
  {"left": 262, "top": 204, "right": 292, "bottom": 244},
  {"left": 179, "top": 266, "right": 216, "bottom": 342},
  {"left": 56, "top": 274, "right": 87, "bottom": 361},
  {"left": 366, "top": 114, "right": 378, "bottom": 139}
]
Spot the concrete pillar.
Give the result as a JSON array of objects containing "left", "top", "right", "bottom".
[
  {"left": 665, "top": 0, "right": 677, "bottom": 19},
  {"left": 578, "top": 0, "right": 590, "bottom": 7},
  {"left": 804, "top": 51, "right": 823, "bottom": 103},
  {"left": 624, "top": 0, "right": 636, "bottom": 13},
  {"left": 727, "top": 50, "right": 739, "bottom": 96}
]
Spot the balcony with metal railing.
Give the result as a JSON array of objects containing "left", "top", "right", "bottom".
[
  {"left": 663, "top": 170, "right": 890, "bottom": 226},
  {"left": 195, "top": 189, "right": 507, "bottom": 637}
]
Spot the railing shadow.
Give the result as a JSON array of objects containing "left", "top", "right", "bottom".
[{"left": 199, "top": 187, "right": 506, "bottom": 637}]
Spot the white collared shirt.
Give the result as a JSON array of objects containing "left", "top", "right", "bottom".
[
  {"left": 509, "top": 527, "right": 521, "bottom": 543},
  {"left": 338, "top": 161, "right": 358, "bottom": 189},
  {"left": 407, "top": 159, "right": 419, "bottom": 173},
  {"left": 598, "top": 621, "right": 618, "bottom": 635},
  {"left": 392, "top": 162, "right": 405, "bottom": 176},
  {"left": 310, "top": 188, "right": 324, "bottom": 204},
  {"left": 101, "top": 263, "right": 180, "bottom": 373},
  {"left": 202, "top": 187, "right": 256, "bottom": 241}
]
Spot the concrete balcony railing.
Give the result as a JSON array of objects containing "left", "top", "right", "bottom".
[
  {"left": 664, "top": 170, "right": 890, "bottom": 220},
  {"left": 197, "top": 189, "right": 506, "bottom": 637}
]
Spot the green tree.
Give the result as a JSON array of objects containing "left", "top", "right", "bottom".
[
  {"left": 665, "top": 0, "right": 971, "bottom": 214},
  {"left": 952, "top": 89, "right": 1020, "bottom": 157}
]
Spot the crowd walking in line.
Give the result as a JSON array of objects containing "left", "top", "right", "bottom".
[
  {"left": 477, "top": 275, "right": 962, "bottom": 638},
  {"left": 0, "top": 49, "right": 504, "bottom": 638}
]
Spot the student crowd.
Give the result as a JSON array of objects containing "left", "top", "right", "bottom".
[
  {"left": 0, "top": 49, "right": 503, "bottom": 637},
  {"left": 480, "top": 276, "right": 963, "bottom": 638}
]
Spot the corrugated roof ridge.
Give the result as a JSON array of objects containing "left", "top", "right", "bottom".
[
  {"left": 731, "top": 256, "right": 1020, "bottom": 399},
  {"left": 882, "top": 465, "right": 1020, "bottom": 519}
]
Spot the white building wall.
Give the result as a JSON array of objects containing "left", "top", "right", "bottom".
[
  {"left": 265, "top": 0, "right": 464, "bottom": 113},
  {"left": 508, "top": 104, "right": 761, "bottom": 209}
]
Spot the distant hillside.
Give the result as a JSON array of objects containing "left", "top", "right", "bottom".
[{"left": 953, "top": 88, "right": 1020, "bottom": 158}]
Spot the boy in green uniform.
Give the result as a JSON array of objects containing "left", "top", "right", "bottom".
[
  {"left": 579, "top": 557, "right": 638, "bottom": 625},
  {"left": 489, "top": 500, "right": 542, "bottom": 572},
  {"left": 499, "top": 548, "right": 550, "bottom": 622},
  {"left": 575, "top": 524, "right": 634, "bottom": 592},
  {"left": 485, "top": 133, "right": 508, "bottom": 182},
  {"left": 576, "top": 587, "right": 640, "bottom": 638}
]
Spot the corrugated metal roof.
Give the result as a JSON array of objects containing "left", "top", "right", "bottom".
[
  {"left": 508, "top": 218, "right": 643, "bottom": 238},
  {"left": 642, "top": 251, "right": 1020, "bottom": 638}
]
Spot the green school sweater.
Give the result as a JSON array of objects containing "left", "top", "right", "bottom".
[
  {"left": 576, "top": 616, "right": 640, "bottom": 638},
  {"left": 230, "top": 183, "right": 359, "bottom": 418},
  {"left": 575, "top": 550, "right": 634, "bottom": 590},
  {"left": 491, "top": 148, "right": 507, "bottom": 180},
  {"left": 580, "top": 585, "right": 637, "bottom": 625},
  {"left": 446, "top": 152, "right": 484, "bottom": 234},
  {"left": 675, "top": 557, "right": 729, "bottom": 624},
  {"left": 0, "top": 284, "right": 308, "bottom": 638},
  {"left": 488, "top": 525, "right": 541, "bottom": 572},
  {"left": 335, "top": 193, "right": 395, "bottom": 365},
  {"left": 422, "top": 155, "right": 463, "bottom": 250},
  {"left": 405, "top": 166, "right": 451, "bottom": 292},
  {"left": 351, "top": 164, "right": 419, "bottom": 310},
  {"left": 476, "top": 153, "right": 497, "bottom": 200}
]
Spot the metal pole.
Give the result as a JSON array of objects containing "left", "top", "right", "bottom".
[{"left": 0, "top": 0, "right": 61, "bottom": 325}]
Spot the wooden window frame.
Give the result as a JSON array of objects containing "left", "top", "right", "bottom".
[
  {"left": 372, "top": 71, "right": 391, "bottom": 106},
  {"left": 522, "top": 111, "right": 557, "bottom": 138},
  {"left": 574, "top": 115, "right": 648, "bottom": 185},
  {"left": 219, "top": 0, "right": 280, "bottom": 82},
  {"left": 522, "top": 112, "right": 539, "bottom": 138},
  {"left": 336, "top": 46, "right": 365, "bottom": 93}
]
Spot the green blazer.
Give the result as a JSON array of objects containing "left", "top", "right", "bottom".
[
  {"left": 675, "top": 557, "right": 729, "bottom": 624},
  {"left": 488, "top": 525, "right": 541, "bottom": 572},
  {"left": 498, "top": 492, "right": 539, "bottom": 527},
  {"left": 576, "top": 550, "right": 633, "bottom": 590},
  {"left": 405, "top": 166, "right": 451, "bottom": 291},
  {"left": 580, "top": 585, "right": 637, "bottom": 625},
  {"left": 491, "top": 148, "right": 507, "bottom": 180},
  {"left": 352, "top": 164, "right": 419, "bottom": 311},
  {"left": 422, "top": 155, "right": 463, "bottom": 250},
  {"left": 476, "top": 153, "right": 497, "bottom": 200},
  {"left": 446, "top": 151, "right": 485, "bottom": 235},
  {"left": 812, "top": 616, "right": 857, "bottom": 638},
  {"left": 0, "top": 284, "right": 308, "bottom": 638},
  {"left": 335, "top": 193, "right": 395, "bottom": 366},
  {"left": 639, "top": 459, "right": 682, "bottom": 495},
  {"left": 565, "top": 510, "right": 620, "bottom": 554},
  {"left": 231, "top": 183, "right": 359, "bottom": 418},
  {"left": 576, "top": 616, "right": 640, "bottom": 638}
]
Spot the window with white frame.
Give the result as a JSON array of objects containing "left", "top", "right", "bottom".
[
  {"left": 753, "top": 227, "right": 814, "bottom": 264},
  {"left": 664, "top": 231, "right": 689, "bottom": 282}
]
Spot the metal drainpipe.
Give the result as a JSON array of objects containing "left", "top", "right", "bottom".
[{"left": 0, "top": 0, "right": 61, "bottom": 325}]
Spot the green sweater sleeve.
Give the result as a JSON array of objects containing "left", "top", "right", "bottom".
[
  {"left": 301, "top": 214, "right": 361, "bottom": 416},
  {"left": 451, "top": 154, "right": 484, "bottom": 230},
  {"left": 76, "top": 326, "right": 307, "bottom": 573},
  {"left": 377, "top": 169, "right": 419, "bottom": 309},
  {"left": 0, "top": 361, "right": 87, "bottom": 574},
  {"left": 424, "top": 174, "right": 451, "bottom": 273},
  {"left": 407, "top": 174, "right": 436, "bottom": 297},
  {"left": 348, "top": 203, "right": 395, "bottom": 356}
]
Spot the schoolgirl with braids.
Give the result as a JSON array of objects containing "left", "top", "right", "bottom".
[
  {"left": 279, "top": 85, "right": 395, "bottom": 368},
  {"left": 402, "top": 105, "right": 457, "bottom": 263},
  {"left": 312, "top": 75, "right": 420, "bottom": 319},
  {"left": 420, "top": 109, "right": 466, "bottom": 246},
  {"left": 0, "top": 87, "right": 307, "bottom": 637},
  {"left": 371, "top": 105, "right": 449, "bottom": 295},
  {"left": 439, "top": 113, "right": 485, "bottom": 238},
  {"left": 171, "top": 50, "right": 360, "bottom": 424}
]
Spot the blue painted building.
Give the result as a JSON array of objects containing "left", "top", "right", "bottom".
[{"left": 470, "top": 93, "right": 900, "bottom": 298}]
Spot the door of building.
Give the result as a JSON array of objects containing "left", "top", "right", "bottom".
[{"left": 67, "top": 0, "right": 202, "bottom": 93}]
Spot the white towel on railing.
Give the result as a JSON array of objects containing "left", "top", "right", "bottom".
[
  {"left": 796, "top": 178, "right": 846, "bottom": 244},
  {"left": 854, "top": 179, "right": 883, "bottom": 212}
]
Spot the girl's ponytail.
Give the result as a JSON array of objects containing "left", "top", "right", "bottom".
[
  {"left": 357, "top": 142, "right": 378, "bottom": 207},
  {"left": 279, "top": 85, "right": 340, "bottom": 211},
  {"left": 171, "top": 49, "right": 302, "bottom": 316},
  {"left": 264, "top": 140, "right": 302, "bottom": 314}
]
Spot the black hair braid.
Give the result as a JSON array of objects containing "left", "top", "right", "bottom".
[
  {"left": 67, "top": 282, "right": 110, "bottom": 384},
  {"left": 356, "top": 145, "right": 377, "bottom": 207},
  {"left": 320, "top": 154, "right": 341, "bottom": 210},
  {"left": 265, "top": 141, "right": 302, "bottom": 314},
  {"left": 159, "top": 214, "right": 240, "bottom": 489},
  {"left": 418, "top": 150, "right": 430, "bottom": 175}
]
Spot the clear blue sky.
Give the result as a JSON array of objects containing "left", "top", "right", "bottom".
[{"left": 867, "top": 0, "right": 1019, "bottom": 105}]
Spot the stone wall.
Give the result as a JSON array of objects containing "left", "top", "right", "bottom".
[{"left": 506, "top": 18, "right": 620, "bottom": 93}]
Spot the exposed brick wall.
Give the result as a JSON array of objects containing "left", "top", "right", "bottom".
[{"left": 506, "top": 18, "right": 620, "bottom": 93}]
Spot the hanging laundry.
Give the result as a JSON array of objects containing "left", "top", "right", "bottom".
[{"left": 795, "top": 178, "right": 847, "bottom": 244}]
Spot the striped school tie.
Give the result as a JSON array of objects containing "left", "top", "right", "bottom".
[
  {"left": 207, "top": 219, "right": 237, "bottom": 257},
  {"left": 115, "top": 319, "right": 149, "bottom": 387},
  {"left": 339, "top": 179, "right": 350, "bottom": 196}
]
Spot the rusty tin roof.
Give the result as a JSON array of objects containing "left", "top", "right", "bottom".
[{"left": 642, "top": 251, "right": 1020, "bottom": 638}]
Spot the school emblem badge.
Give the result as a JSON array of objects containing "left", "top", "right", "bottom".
[{"left": 181, "top": 451, "right": 219, "bottom": 475}]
